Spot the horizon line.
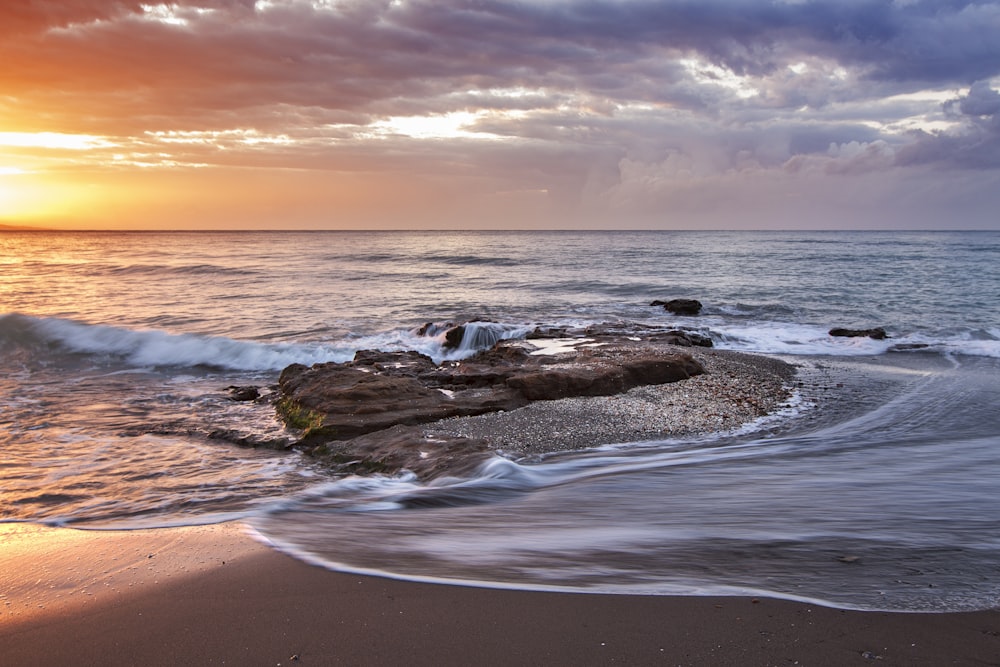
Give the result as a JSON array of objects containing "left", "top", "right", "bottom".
[{"left": 2, "top": 227, "right": 996, "bottom": 234}]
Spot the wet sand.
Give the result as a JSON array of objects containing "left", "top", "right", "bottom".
[{"left": 2, "top": 523, "right": 998, "bottom": 666}]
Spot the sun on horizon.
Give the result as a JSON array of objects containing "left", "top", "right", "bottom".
[{"left": 1, "top": 2, "right": 998, "bottom": 231}]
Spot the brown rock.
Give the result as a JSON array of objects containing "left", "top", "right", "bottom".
[
  {"left": 278, "top": 363, "right": 524, "bottom": 440},
  {"left": 651, "top": 299, "right": 703, "bottom": 315},
  {"left": 276, "top": 337, "right": 706, "bottom": 478},
  {"left": 312, "top": 425, "right": 492, "bottom": 479},
  {"left": 829, "top": 327, "right": 888, "bottom": 340}
]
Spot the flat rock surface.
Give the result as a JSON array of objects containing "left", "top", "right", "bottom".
[
  {"left": 278, "top": 337, "right": 705, "bottom": 437},
  {"left": 276, "top": 337, "right": 793, "bottom": 478},
  {"left": 427, "top": 349, "right": 796, "bottom": 456}
]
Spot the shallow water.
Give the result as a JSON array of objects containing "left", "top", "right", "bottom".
[{"left": 250, "top": 353, "right": 1000, "bottom": 612}]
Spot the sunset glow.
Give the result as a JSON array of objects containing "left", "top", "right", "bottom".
[
  {"left": 2, "top": 1, "right": 999, "bottom": 229},
  {"left": 0, "top": 132, "right": 114, "bottom": 151}
]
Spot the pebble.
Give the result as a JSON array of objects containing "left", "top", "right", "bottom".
[{"left": 425, "top": 348, "right": 796, "bottom": 456}]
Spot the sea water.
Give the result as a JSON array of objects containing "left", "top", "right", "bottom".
[{"left": 1, "top": 230, "right": 998, "bottom": 611}]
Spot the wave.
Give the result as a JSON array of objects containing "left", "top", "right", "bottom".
[
  {"left": 4, "top": 310, "right": 996, "bottom": 375},
  {"left": 0, "top": 313, "right": 339, "bottom": 370},
  {"left": 103, "top": 262, "right": 260, "bottom": 277},
  {"left": 418, "top": 253, "right": 525, "bottom": 267},
  {"left": 414, "top": 321, "right": 531, "bottom": 358},
  {"left": 710, "top": 321, "right": 1000, "bottom": 359},
  {"left": 321, "top": 250, "right": 530, "bottom": 267},
  {"left": 0, "top": 314, "right": 533, "bottom": 371},
  {"left": 321, "top": 252, "right": 405, "bottom": 264},
  {"left": 17, "top": 260, "right": 259, "bottom": 277}
]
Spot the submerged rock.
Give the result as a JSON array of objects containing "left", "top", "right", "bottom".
[
  {"left": 277, "top": 337, "right": 705, "bottom": 479},
  {"left": 309, "top": 425, "right": 492, "bottom": 479},
  {"left": 207, "top": 428, "right": 293, "bottom": 450},
  {"left": 655, "top": 329, "right": 714, "bottom": 347}
]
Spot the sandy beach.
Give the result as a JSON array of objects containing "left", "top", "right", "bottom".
[
  {"left": 1, "top": 523, "right": 997, "bottom": 666},
  {"left": 3, "top": 351, "right": 999, "bottom": 665}
]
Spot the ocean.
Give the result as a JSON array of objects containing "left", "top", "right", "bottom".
[{"left": 1, "top": 229, "right": 998, "bottom": 612}]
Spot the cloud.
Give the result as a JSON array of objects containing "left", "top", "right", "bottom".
[
  {"left": 2, "top": 0, "right": 999, "bottom": 228},
  {"left": 897, "top": 81, "right": 1000, "bottom": 168},
  {"left": 783, "top": 139, "right": 897, "bottom": 175},
  {"left": 6, "top": 1, "right": 999, "bottom": 122},
  {"left": 956, "top": 80, "right": 1000, "bottom": 117}
]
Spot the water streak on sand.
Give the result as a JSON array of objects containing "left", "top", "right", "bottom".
[{"left": 252, "top": 355, "right": 1000, "bottom": 612}]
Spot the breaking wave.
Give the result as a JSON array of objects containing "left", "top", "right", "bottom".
[{"left": 0, "top": 314, "right": 533, "bottom": 371}]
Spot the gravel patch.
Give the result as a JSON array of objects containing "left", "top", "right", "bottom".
[{"left": 424, "top": 348, "right": 797, "bottom": 456}]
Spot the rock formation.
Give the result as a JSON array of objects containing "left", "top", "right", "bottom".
[
  {"left": 829, "top": 327, "right": 888, "bottom": 340},
  {"left": 276, "top": 337, "right": 705, "bottom": 478},
  {"left": 651, "top": 299, "right": 703, "bottom": 315}
]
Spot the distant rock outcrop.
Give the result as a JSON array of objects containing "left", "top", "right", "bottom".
[
  {"left": 651, "top": 298, "right": 703, "bottom": 315},
  {"left": 829, "top": 327, "right": 888, "bottom": 340}
]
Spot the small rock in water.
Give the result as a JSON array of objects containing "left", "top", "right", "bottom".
[
  {"left": 226, "top": 385, "right": 261, "bottom": 401},
  {"left": 650, "top": 298, "right": 703, "bottom": 315},
  {"left": 829, "top": 327, "right": 888, "bottom": 340}
]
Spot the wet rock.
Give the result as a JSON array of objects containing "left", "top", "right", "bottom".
[
  {"left": 526, "top": 325, "right": 571, "bottom": 339},
  {"left": 226, "top": 385, "right": 260, "bottom": 401},
  {"left": 279, "top": 363, "right": 523, "bottom": 441},
  {"left": 443, "top": 325, "right": 466, "bottom": 349},
  {"left": 829, "top": 327, "right": 888, "bottom": 339},
  {"left": 351, "top": 349, "right": 438, "bottom": 374},
  {"left": 506, "top": 353, "right": 703, "bottom": 400},
  {"left": 277, "top": 337, "right": 706, "bottom": 478},
  {"left": 652, "top": 329, "right": 714, "bottom": 347},
  {"left": 311, "top": 424, "right": 492, "bottom": 479},
  {"left": 418, "top": 320, "right": 511, "bottom": 352},
  {"left": 415, "top": 321, "right": 454, "bottom": 337},
  {"left": 651, "top": 298, "right": 703, "bottom": 315},
  {"left": 207, "top": 428, "right": 293, "bottom": 450}
]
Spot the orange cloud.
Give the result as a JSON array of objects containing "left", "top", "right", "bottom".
[{"left": 2, "top": 1, "right": 999, "bottom": 229}]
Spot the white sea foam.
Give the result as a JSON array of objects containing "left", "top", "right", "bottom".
[
  {"left": 26, "top": 316, "right": 350, "bottom": 370},
  {"left": 525, "top": 337, "right": 596, "bottom": 355},
  {"left": 708, "top": 320, "right": 1000, "bottom": 358},
  {"left": 711, "top": 322, "right": 892, "bottom": 355},
  {"left": 8, "top": 312, "right": 999, "bottom": 375},
  {"left": 7, "top": 315, "right": 535, "bottom": 370}
]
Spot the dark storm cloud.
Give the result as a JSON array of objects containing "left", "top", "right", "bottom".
[
  {"left": 5, "top": 0, "right": 1000, "bottom": 125},
  {"left": 955, "top": 80, "right": 1000, "bottom": 117},
  {"left": 899, "top": 81, "right": 1000, "bottom": 168},
  {"left": 391, "top": 0, "right": 1000, "bottom": 84}
]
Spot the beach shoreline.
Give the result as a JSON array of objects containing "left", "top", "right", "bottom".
[
  {"left": 2, "top": 522, "right": 998, "bottom": 666},
  {"left": 4, "top": 350, "right": 998, "bottom": 664}
]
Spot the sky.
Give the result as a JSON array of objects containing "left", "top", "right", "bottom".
[{"left": 1, "top": 0, "right": 999, "bottom": 230}]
